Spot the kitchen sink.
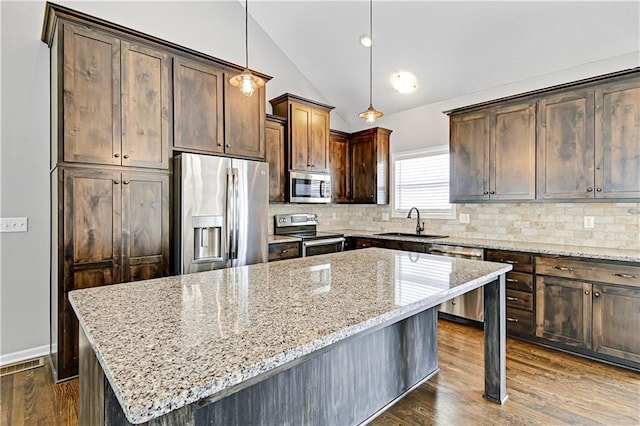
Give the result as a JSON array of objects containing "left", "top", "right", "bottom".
[{"left": 375, "top": 232, "right": 448, "bottom": 239}]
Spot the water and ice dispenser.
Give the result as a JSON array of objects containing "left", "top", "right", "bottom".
[{"left": 192, "top": 215, "right": 224, "bottom": 262}]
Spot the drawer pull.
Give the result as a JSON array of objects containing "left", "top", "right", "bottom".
[
  {"left": 506, "top": 317, "right": 519, "bottom": 322},
  {"left": 506, "top": 278, "right": 518, "bottom": 283},
  {"left": 612, "top": 273, "right": 637, "bottom": 279},
  {"left": 585, "top": 290, "right": 590, "bottom": 295},
  {"left": 552, "top": 266, "right": 574, "bottom": 272},
  {"left": 280, "top": 250, "right": 288, "bottom": 254},
  {"left": 594, "top": 292, "right": 601, "bottom": 298},
  {"left": 501, "top": 259, "right": 518, "bottom": 264},
  {"left": 506, "top": 296, "right": 519, "bottom": 301}
]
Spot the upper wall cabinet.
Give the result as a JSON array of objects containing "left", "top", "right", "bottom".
[
  {"left": 270, "top": 94, "right": 334, "bottom": 174},
  {"left": 59, "top": 23, "right": 170, "bottom": 169},
  {"left": 449, "top": 68, "right": 640, "bottom": 202},
  {"left": 350, "top": 127, "right": 392, "bottom": 204},
  {"left": 223, "top": 73, "right": 266, "bottom": 160},
  {"left": 329, "top": 130, "right": 350, "bottom": 203},
  {"left": 266, "top": 115, "right": 287, "bottom": 202}
]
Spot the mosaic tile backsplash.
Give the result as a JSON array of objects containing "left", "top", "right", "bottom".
[{"left": 269, "top": 202, "right": 640, "bottom": 250}]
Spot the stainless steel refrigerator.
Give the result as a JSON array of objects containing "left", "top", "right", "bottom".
[{"left": 174, "top": 153, "right": 268, "bottom": 274}]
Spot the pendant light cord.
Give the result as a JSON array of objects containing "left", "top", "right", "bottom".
[
  {"left": 369, "top": 0, "right": 373, "bottom": 106},
  {"left": 245, "top": 0, "right": 249, "bottom": 69}
]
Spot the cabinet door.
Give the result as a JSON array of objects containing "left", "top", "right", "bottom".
[
  {"left": 121, "top": 172, "right": 169, "bottom": 282},
  {"left": 62, "top": 24, "right": 121, "bottom": 165},
  {"left": 450, "top": 112, "right": 489, "bottom": 201},
  {"left": 290, "top": 103, "right": 312, "bottom": 171},
  {"left": 310, "top": 109, "right": 330, "bottom": 173},
  {"left": 224, "top": 75, "right": 266, "bottom": 159},
  {"left": 490, "top": 103, "right": 536, "bottom": 200},
  {"left": 173, "top": 57, "right": 224, "bottom": 153},
  {"left": 592, "top": 284, "right": 640, "bottom": 363},
  {"left": 329, "top": 131, "right": 350, "bottom": 203},
  {"left": 266, "top": 119, "right": 287, "bottom": 202},
  {"left": 535, "top": 276, "right": 592, "bottom": 348},
  {"left": 537, "top": 89, "right": 595, "bottom": 199},
  {"left": 595, "top": 77, "right": 640, "bottom": 198},
  {"left": 350, "top": 138, "right": 376, "bottom": 203},
  {"left": 121, "top": 41, "right": 170, "bottom": 169}
]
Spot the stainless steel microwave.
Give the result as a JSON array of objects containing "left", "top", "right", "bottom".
[{"left": 289, "top": 171, "right": 331, "bottom": 203}]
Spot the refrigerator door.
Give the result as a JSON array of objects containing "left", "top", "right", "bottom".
[{"left": 230, "top": 159, "right": 268, "bottom": 267}]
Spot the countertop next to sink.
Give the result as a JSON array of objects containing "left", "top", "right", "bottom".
[{"left": 334, "top": 229, "right": 640, "bottom": 263}]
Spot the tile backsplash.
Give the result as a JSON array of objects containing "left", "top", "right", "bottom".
[{"left": 269, "top": 202, "right": 640, "bottom": 250}]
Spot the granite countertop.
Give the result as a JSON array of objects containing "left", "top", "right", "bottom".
[
  {"left": 268, "top": 235, "right": 301, "bottom": 244},
  {"left": 335, "top": 229, "right": 640, "bottom": 263},
  {"left": 69, "top": 248, "right": 510, "bottom": 424}
]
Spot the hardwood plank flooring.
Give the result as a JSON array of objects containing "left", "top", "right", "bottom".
[{"left": 1, "top": 320, "right": 638, "bottom": 425}]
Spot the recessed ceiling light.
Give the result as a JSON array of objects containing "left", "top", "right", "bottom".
[
  {"left": 359, "top": 33, "right": 373, "bottom": 47},
  {"left": 391, "top": 71, "right": 418, "bottom": 93}
]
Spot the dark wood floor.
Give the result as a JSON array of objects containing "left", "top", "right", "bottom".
[{"left": 2, "top": 320, "right": 639, "bottom": 425}]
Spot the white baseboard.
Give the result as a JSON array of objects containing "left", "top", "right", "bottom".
[{"left": 0, "top": 345, "right": 49, "bottom": 367}]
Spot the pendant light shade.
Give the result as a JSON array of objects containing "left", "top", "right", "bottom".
[
  {"left": 230, "top": 0, "right": 265, "bottom": 97},
  {"left": 360, "top": 0, "right": 383, "bottom": 125}
]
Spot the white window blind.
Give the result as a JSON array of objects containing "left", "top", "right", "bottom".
[{"left": 392, "top": 147, "right": 454, "bottom": 218}]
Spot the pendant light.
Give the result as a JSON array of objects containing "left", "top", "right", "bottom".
[
  {"left": 229, "top": 0, "right": 265, "bottom": 97},
  {"left": 359, "top": 0, "right": 383, "bottom": 125}
]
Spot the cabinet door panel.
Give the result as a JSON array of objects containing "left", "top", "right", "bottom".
[
  {"left": 350, "top": 138, "right": 376, "bottom": 203},
  {"left": 290, "top": 104, "right": 311, "bottom": 170},
  {"left": 310, "top": 109, "right": 329, "bottom": 172},
  {"left": 63, "top": 24, "right": 121, "bottom": 165},
  {"left": 121, "top": 41, "right": 170, "bottom": 169},
  {"left": 535, "top": 276, "right": 592, "bottom": 348},
  {"left": 537, "top": 89, "right": 595, "bottom": 199},
  {"left": 121, "top": 173, "right": 169, "bottom": 282},
  {"left": 592, "top": 284, "right": 640, "bottom": 363},
  {"left": 329, "top": 131, "right": 349, "bottom": 203},
  {"left": 595, "top": 78, "right": 640, "bottom": 198},
  {"left": 450, "top": 112, "right": 489, "bottom": 201},
  {"left": 173, "top": 57, "right": 224, "bottom": 153},
  {"left": 491, "top": 103, "right": 536, "bottom": 200},
  {"left": 266, "top": 119, "right": 286, "bottom": 202},
  {"left": 224, "top": 75, "right": 266, "bottom": 159}
]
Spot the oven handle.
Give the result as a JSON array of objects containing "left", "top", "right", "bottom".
[{"left": 302, "top": 237, "right": 346, "bottom": 248}]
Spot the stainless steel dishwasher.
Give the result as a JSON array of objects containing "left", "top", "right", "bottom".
[{"left": 428, "top": 244, "right": 485, "bottom": 323}]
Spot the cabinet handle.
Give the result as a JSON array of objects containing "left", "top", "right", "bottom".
[
  {"left": 586, "top": 187, "right": 593, "bottom": 192},
  {"left": 594, "top": 292, "right": 601, "bottom": 297},
  {"left": 226, "top": 144, "right": 231, "bottom": 148},
  {"left": 362, "top": 244, "right": 367, "bottom": 247},
  {"left": 123, "top": 180, "right": 130, "bottom": 185},
  {"left": 484, "top": 191, "right": 489, "bottom": 195},
  {"left": 123, "top": 154, "right": 129, "bottom": 159},
  {"left": 114, "top": 153, "right": 120, "bottom": 158},
  {"left": 490, "top": 191, "right": 495, "bottom": 194},
  {"left": 612, "top": 272, "right": 638, "bottom": 279},
  {"left": 218, "top": 142, "right": 223, "bottom": 147},
  {"left": 506, "top": 278, "right": 518, "bottom": 283},
  {"left": 114, "top": 180, "right": 120, "bottom": 184},
  {"left": 584, "top": 290, "right": 590, "bottom": 295},
  {"left": 552, "top": 266, "right": 573, "bottom": 272},
  {"left": 506, "top": 296, "right": 519, "bottom": 301},
  {"left": 280, "top": 250, "right": 288, "bottom": 254},
  {"left": 501, "top": 259, "right": 518, "bottom": 264},
  {"left": 596, "top": 188, "right": 602, "bottom": 192},
  {"left": 506, "top": 317, "right": 519, "bottom": 322}
]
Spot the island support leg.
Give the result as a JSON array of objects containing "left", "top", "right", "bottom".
[{"left": 483, "top": 274, "right": 508, "bottom": 404}]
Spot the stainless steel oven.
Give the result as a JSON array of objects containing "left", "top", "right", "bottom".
[
  {"left": 302, "top": 236, "right": 345, "bottom": 257},
  {"left": 289, "top": 172, "right": 331, "bottom": 203},
  {"left": 274, "top": 214, "right": 344, "bottom": 257}
]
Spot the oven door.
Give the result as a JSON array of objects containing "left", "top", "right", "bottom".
[{"left": 302, "top": 237, "right": 345, "bottom": 257}]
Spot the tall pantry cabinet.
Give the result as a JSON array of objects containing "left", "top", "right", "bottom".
[{"left": 46, "top": 16, "right": 170, "bottom": 381}]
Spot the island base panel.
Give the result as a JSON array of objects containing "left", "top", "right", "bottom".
[
  {"left": 88, "top": 308, "right": 439, "bottom": 425},
  {"left": 483, "top": 276, "right": 508, "bottom": 404}
]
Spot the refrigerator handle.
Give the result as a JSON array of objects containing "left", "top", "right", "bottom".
[
  {"left": 226, "top": 169, "right": 234, "bottom": 261},
  {"left": 232, "top": 169, "right": 239, "bottom": 260}
]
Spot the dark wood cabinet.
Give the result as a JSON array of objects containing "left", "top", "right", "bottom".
[
  {"left": 52, "top": 167, "right": 169, "bottom": 380},
  {"left": 268, "top": 241, "right": 301, "bottom": 261},
  {"left": 329, "top": 130, "right": 350, "bottom": 203},
  {"left": 224, "top": 73, "right": 266, "bottom": 160},
  {"left": 370, "top": 239, "right": 426, "bottom": 253},
  {"left": 266, "top": 115, "right": 287, "bottom": 202},
  {"left": 349, "top": 127, "right": 391, "bottom": 204},
  {"left": 344, "top": 237, "right": 371, "bottom": 250},
  {"left": 59, "top": 24, "right": 169, "bottom": 169},
  {"left": 595, "top": 76, "right": 640, "bottom": 199},
  {"left": 173, "top": 56, "right": 224, "bottom": 154},
  {"left": 450, "top": 111, "right": 489, "bottom": 201},
  {"left": 270, "top": 94, "right": 334, "bottom": 174}
]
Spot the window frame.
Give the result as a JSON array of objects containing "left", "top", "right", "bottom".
[{"left": 390, "top": 145, "right": 456, "bottom": 220}]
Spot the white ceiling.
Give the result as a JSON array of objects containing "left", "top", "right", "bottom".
[{"left": 248, "top": 1, "right": 640, "bottom": 128}]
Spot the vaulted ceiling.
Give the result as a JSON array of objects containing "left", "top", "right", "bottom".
[{"left": 248, "top": 1, "right": 640, "bottom": 128}]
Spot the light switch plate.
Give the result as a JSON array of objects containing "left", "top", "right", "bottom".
[
  {"left": 584, "top": 216, "right": 595, "bottom": 229},
  {"left": 0, "top": 217, "right": 28, "bottom": 233},
  {"left": 459, "top": 213, "right": 470, "bottom": 224}
]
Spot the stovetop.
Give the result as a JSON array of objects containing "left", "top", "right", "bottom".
[
  {"left": 285, "top": 231, "right": 345, "bottom": 241},
  {"left": 274, "top": 214, "right": 343, "bottom": 241}
]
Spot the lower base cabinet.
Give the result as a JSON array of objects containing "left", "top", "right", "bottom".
[{"left": 268, "top": 241, "right": 300, "bottom": 261}]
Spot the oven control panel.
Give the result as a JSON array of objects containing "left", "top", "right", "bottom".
[{"left": 275, "top": 214, "right": 318, "bottom": 228}]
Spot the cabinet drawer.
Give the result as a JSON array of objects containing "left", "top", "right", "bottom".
[
  {"left": 505, "top": 271, "right": 533, "bottom": 292},
  {"left": 536, "top": 256, "right": 640, "bottom": 288},
  {"left": 506, "top": 289, "right": 533, "bottom": 311},
  {"left": 371, "top": 239, "right": 426, "bottom": 253},
  {"left": 268, "top": 242, "right": 300, "bottom": 261},
  {"left": 345, "top": 237, "right": 371, "bottom": 250},
  {"left": 486, "top": 250, "right": 533, "bottom": 273},
  {"left": 506, "top": 307, "right": 533, "bottom": 335}
]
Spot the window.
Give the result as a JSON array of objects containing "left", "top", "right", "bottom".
[{"left": 392, "top": 146, "right": 454, "bottom": 219}]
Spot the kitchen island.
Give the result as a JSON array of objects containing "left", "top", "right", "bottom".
[{"left": 69, "top": 248, "right": 511, "bottom": 425}]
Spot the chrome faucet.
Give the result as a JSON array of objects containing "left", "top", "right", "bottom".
[{"left": 407, "top": 207, "right": 425, "bottom": 235}]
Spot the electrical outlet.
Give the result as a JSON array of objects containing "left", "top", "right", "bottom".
[
  {"left": 0, "top": 217, "right": 28, "bottom": 233},
  {"left": 332, "top": 212, "right": 337, "bottom": 220},
  {"left": 459, "top": 213, "right": 470, "bottom": 224},
  {"left": 382, "top": 212, "right": 390, "bottom": 221},
  {"left": 584, "top": 216, "right": 595, "bottom": 229}
]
